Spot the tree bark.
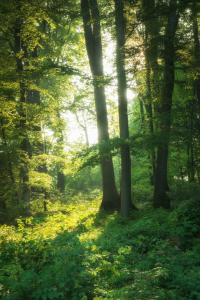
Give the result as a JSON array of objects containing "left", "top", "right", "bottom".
[
  {"left": 57, "top": 113, "right": 65, "bottom": 192},
  {"left": 81, "top": 0, "right": 120, "bottom": 210},
  {"left": 15, "top": 16, "right": 31, "bottom": 212},
  {"left": 192, "top": 0, "right": 200, "bottom": 106},
  {"left": 153, "top": 0, "right": 178, "bottom": 209},
  {"left": 114, "top": 0, "right": 138, "bottom": 217},
  {"left": 142, "top": 0, "right": 158, "bottom": 186},
  {"left": 144, "top": 54, "right": 156, "bottom": 185},
  {"left": 23, "top": 45, "right": 49, "bottom": 203},
  {"left": 75, "top": 111, "right": 93, "bottom": 187},
  {"left": 0, "top": 118, "right": 15, "bottom": 185}
]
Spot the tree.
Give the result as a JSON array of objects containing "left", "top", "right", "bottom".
[
  {"left": 114, "top": 0, "right": 138, "bottom": 216},
  {"left": 81, "top": 0, "right": 120, "bottom": 210},
  {"left": 192, "top": 0, "right": 200, "bottom": 105},
  {"left": 14, "top": 11, "right": 31, "bottom": 211},
  {"left": 153, "top": 0, "right": 178, "bottom": 208}
]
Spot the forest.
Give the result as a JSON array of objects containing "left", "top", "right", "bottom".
[{"left": 0, "top": 0, "right": 200, "bottom": 299}]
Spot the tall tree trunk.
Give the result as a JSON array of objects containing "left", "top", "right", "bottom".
[
  {"left": 114, "top": 0, "right": 138, "bottom": 217},
  {"left": 0, "top": 118, "right": 15, "bottom": 185},
  {"left": 153, "top": 0, "right": 178, "bottom": 209},
  {"left": 0, "top": 118, "right": 15, "bottom": 209},
  {"left": 81, "top": 0, "right": 120, "bottom": 210},
  {"left": 190, "top": 99, "right": 195, "bottom": 181},
  {"left": 15, "top": 17, "right": 31, "bottom": 212},
  {"left": 192, "top": 0, "right": 200, "bottom": 106},
  {"left": 24, "top": 45, "right": 49, "bottom": 203},
  {"left": 142, "top": 0, "right": 158, "bottom": 186},
  {"left": 192, "top": 1, "right": 200, "bottom": 182},
  {"left": 144, "top": 57, "right": 156, "bottom": 185},
  {"left": 75, "top": 111, "right": 93, "bottom": 187},
  {"left": 138, "top": 95, "right": 155, "bottom": 185},
  {"left": 57, "top": 114, "right": 65, "bottom": 192}
]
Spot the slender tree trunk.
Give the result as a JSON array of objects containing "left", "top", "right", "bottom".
[
  {"left": 192, "top": 0, "right": 200, "bottom": 106},
  {"left": 75, "top": 111, "right": 93, "bottom": 187},
  {"left": 190, "top": 100, "right": 195, "bottom": 181},
  {"left": 142, "top": 0, "right": 157, "bottom": 186},
  {"left": 44, "top": 139, "right": 48, "bottom": 211},
  {"left": 142, "top": 0, "right": 161, "bottom": 116},
  {"left": 144, "top": 64, "right": 156, "bottom": 185},
  {"left": 180, "top": 166, "right": 184, "bottom": 181},
  {"left": 138, "top": 96, "right": 154, "bottom": 185},
  {"left": 81, "top": 0, "right": 120, "bottom": 210},
  {"left": 15, "top": 17, "right": 30, "bottom": 212},
  {"left": 57, "top": 168, "right": 65, "bottom": 192},
  {"left": 114, "top": 0, "right": 137, "bottom": 217},
  {"left": 24, "top": 45, "right": 49, "bottom": 202},
  {"left": 145, "top": 104, "right": 156, "bottom": 185},
  {"left": 187, "top": 143, "right": 190, "bottom": 181},
  {"left": 191, "top": 144, "right": 195, "bottom": 181},
  {"left": 153, "top": 0, "right": 178, "bottom": 209},
  {"left": 57, "top": 114, "right": 65, "bottom": 192},
  {"left": 139, "top": 96, "right": 145, "bottom": 125},
  {"left": 82, "top": 111, "right": 93, "bottom": 187},
  {"left": 0, "top": 118, "right": 15, "bottom": 185},
  {"left": 192, "top": 4, "right": 200, "bottom": 182}
]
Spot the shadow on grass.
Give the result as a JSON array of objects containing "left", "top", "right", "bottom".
[{"left": 1, "top": 182, "right": 200, "bottom": 299}]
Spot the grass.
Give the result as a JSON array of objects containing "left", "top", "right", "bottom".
[{"left": 0, "top": 184, "right": 200, "bottom": 300}]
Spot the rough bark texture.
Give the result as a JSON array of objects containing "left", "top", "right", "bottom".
[
  {"left": 81, "top": 0, "right": 120, "bottom": 210},
  {"left": 153, "top": 0, "right": 178, "bottom": 209},
  {"left": 114, "top": 0, "right": 138, "bottom": 216}
]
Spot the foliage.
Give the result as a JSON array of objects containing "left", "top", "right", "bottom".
[
  {"left": 1, "top": 184, "right": 200, "bottom": 300},
  {"left": 1, "top": 0, "right": 200, "bottom": 297}
]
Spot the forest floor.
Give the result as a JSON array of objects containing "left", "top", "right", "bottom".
[{"left": 0, "top": 181, "right": 200, "bottom": 300}]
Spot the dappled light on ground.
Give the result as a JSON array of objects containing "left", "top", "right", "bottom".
[{"left": 1, "top": 184, "right": 200, "bottom": 299}]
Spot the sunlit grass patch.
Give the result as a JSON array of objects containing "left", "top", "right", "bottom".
[{"left": 1, "top": 186, "right": 200, "bottom": 300}]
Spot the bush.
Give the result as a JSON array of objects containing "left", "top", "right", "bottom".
[{"left": 177, "top": 198, "right": 200, "bottom": 227}]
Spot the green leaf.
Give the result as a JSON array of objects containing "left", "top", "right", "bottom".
[
  {"left": 48, "top": 292, "right": 54, "bottom": 300},
  {"left": 42, "top": 294, "right": 48, "bottom": 300}
]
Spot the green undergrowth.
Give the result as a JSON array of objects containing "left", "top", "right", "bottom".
[{"left": 0, "top": 187, "right": 200, "bottom": 299}]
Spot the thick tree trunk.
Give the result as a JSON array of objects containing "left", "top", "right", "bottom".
[
  {"left": 114, "top": 0, "right": 138, "bottom": 217},
  {"left": 153, "top": 0, "right": 178, "bottom": 209},
  {"left": 81, "top": 0, "right": 120, "bottom": 210}
]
